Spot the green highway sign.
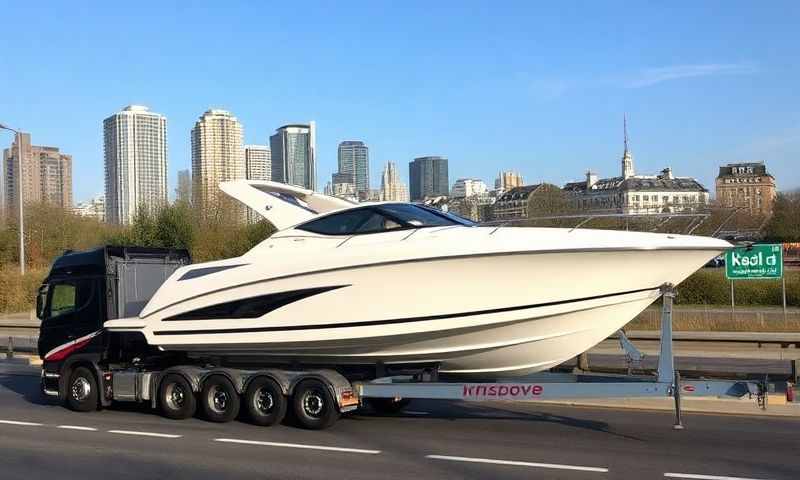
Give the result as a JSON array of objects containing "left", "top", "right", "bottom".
[{"left": 725, "top": 244, "right": 783, "bottom": 280}]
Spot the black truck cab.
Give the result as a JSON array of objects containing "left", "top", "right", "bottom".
[{"left": 38, "top": 246, "right": 190, "bottom": 402}]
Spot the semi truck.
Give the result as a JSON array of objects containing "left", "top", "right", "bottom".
[{"left": 38, "top": 246, "right": 765, "bottom": 430}]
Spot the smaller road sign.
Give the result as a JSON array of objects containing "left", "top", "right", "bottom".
[{"left": 725, "top": 244, "right": 783, "bottom": 280}]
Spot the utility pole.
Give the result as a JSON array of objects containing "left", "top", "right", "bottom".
[{"left": 0, "top": 123, "right": 25, "bottom": 275}]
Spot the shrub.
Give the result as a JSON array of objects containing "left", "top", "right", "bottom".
[{"left": 675, "top": 268, "right": 798, "bottom": 307}]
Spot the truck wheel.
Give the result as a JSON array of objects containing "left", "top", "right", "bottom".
[
  {"left": 244, "top": 377, "right": 287, "bottom": 427},
  {"left": 367, "top": 398, "right": 411, "bottom": 414},
  {"left": 200, "top": 375, "right": 240, "bottom": 423},
  {"left": 292, "top": 379, "right": 340, "bottom": 430},
  {"left": 159, "top": 374, "right": 197, "bottom": 420},
  {"left": 66, "top": 367, "right": 98, "bottom": 412}
]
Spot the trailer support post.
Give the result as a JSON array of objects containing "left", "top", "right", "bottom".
[
  {"left": 672, "top": 369, "right": 684, "bottom": 430},
  {"left": 577, "top": 352, "right": 590, "bottom": 371},
  {"left": 657, "top": 284, "right": 676, "bottom": 383}
]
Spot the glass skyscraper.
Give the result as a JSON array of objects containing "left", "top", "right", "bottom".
[
  {"left": 270, "top": 122, "right": 316, "bottom": 191},
  {"left": 409, "top": 156, "right": 448, "bottom": 201},
  {"left": 337, "top": 140, "right": 369, "bottom": 199}
]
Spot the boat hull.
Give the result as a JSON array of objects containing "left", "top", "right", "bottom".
[{"left": 122, "top": 248, "right": 720, "bottom": 376}]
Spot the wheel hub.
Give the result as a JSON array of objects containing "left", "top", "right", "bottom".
[
  {"left": 166, "top": 384, "right": 185, "bottom": 409},
  {"left": 303, "top": 391, "right": 324, "bottom": 417},
  {"left": 71, "top": 377, "right": 91, "bottom": 402},
  {"left": 212, "top": 387, "right": 228, "bottom": 412},
  {"left": 255, "top": 388, "right": 274, "bottom": 413}
]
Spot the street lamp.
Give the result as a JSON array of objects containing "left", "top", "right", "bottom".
[{"left": 0, "top": 123, "right": 25, "bottom": 275}]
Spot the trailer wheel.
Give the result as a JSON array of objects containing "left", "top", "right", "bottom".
[
  {"left": 200, "top": 375, "right": 240, "bottom": 423},
  {"left": 292, "top": 379, "right": 340, "bottom": 430},
  {"left": 159, "top": 374, "right": 197, "bottom": 420},
  {"left": 367, "top": 398, "right": 412, "bottom": 414},
  {"left": 65, "top": 367, "right": 98, "bottom": 412},
  {"left": 244, "top": 377, "right": 287, "bottom": 427}
]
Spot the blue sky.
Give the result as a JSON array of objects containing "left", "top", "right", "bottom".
[{"left": 1, "top": 1, "right": 798, "bottom": 202}]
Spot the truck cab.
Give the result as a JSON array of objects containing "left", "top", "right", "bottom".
[{"left": 38, "top": 246, "right": 190, "bottom": 401}]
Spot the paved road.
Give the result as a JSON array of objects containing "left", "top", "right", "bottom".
[{"left": 0, "top": 364, "right": 798, "bottom": 480}]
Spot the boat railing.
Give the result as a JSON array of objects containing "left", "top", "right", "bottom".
[{"left": 482, "top": 211, "right": 714, "bottom": 235}]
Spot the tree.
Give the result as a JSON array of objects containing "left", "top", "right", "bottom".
[
  {"left": 527, "top": 184, "right": 577, "bottom": 217},
  {"left": 764, "top": 193, "right": 800, "bottom": 242},
  {"left": 523, "top": 183, "right": 577, "bottom": 227}
]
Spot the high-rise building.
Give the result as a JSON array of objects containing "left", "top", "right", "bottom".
[
  {"left": 191, "top": 109, "right": 245, "bottom": 217},
  {"left": 715, "top": 162, "right": 777, "bottom": 216},
  {"left": 380, "top": 162, "right": 409, "bottom": 202},
  {"left": 270, "top": 122, "right": 316, "bottom": 191},
  {"left": 324, "top": 172, "right": 357, "bottom": 201},
  {"left": 245, "top": 145, "right": 271, "bottom": 182},
  {"left": 494, "top": 171, "right": 524, "bottom": 191},
  {"left": 451, "top": 178, "right": 488, "bottom": 198},
  {"left": 409, "top": 156, "right": 448, "bottom": 201},
  {"left": 3, "top": 132, "right": 73, "bottom": 213},
  {"left": 244, "top": 145, "right": 271, "bottom": 223},
  {"left": 104, "top": 105, "right": 168, "bottom": 225},
  {"left": 175, "top": 169, "right": 192, "bottom": 204},
  {"left": 337, "top": 141, "right": 369, "bottom": 198}
]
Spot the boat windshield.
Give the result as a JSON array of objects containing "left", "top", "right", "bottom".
[
  {"left": 295, "top": 203, "right": 474, "bottom": 236},
  {"left": 377, "top": 203, "right": 475, "bottom": 227}
]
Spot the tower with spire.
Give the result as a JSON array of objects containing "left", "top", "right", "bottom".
[{"left": 621, "top": 114, "right": 635, "bottom": 179}]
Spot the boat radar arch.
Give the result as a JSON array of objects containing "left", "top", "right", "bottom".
[{"left": 219, "top": 180, "right": 357, "bottom": 230}]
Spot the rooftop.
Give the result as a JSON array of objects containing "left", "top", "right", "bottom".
[
  {"left": 497, "top": 184, "right": 543, "bottom": 201},
  {"left": 565, "top": 175, "right": 707, "bottom": 193}
]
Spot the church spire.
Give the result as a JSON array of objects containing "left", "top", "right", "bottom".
[{"left": 622, "top": 113, "right": 634, "bottom": 179}]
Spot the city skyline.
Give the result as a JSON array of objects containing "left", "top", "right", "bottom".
[
  {"left": 1, "top": 3, "right": 796, "bottom": 203},
  {"left": 0, "top": 109, "right": 787, "bottom": 212}
]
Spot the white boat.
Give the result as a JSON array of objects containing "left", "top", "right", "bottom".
[{"left": 105, "top": 181, "right": 730, "bottom": 376}]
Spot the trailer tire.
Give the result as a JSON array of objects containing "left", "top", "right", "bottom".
[
  {"left": 367, "top": 398, "right": 411, "bottom": 414},
  {"left": 65, "top": 367, "right": 98, "bottom": 412},
  {"left": 244, "top": 377, "right": 287, "bottom": 427},
  {"left": 200, "top": 375, "right": 240, "bottom": 423},
  {"left": 159, "top": 374, "right": 197, "bottom": 420},
  {"left": 292, "top": 379, "right": 340, "bottom": 430}
]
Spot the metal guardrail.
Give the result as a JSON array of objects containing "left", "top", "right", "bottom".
[{"left": 613, "top": 330, "right": 800, "bottom": 348}]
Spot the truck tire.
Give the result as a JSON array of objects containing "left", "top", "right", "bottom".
[
  {"left": 200, "top": 375, "right": 240, "bottom": 423},
  {"left": 367, "top": 398, "right": 411, "bottom": 414},
  {"left": 66, "top": 367, "right": 98, "bottom": 412},
  {"left": 159, "top": 374, "right": 197, "bottom": 420},
  {"left": 292, "top": 379, "right": 340, "bottom": 430},
  {"left": 244, "top": 377, "right": 287, "bottom": 427}
]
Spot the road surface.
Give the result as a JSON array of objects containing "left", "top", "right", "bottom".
[{"left": 0, "top": 364, "right": 797, "bottom": 480}]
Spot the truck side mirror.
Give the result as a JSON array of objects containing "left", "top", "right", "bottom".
[{"left": 36, "top": 285, "right": 48, "bottom": 320}]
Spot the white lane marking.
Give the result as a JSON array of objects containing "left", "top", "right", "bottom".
[
  {"left": 57, "top": 425, "right": 98, "bottom": 431},
  {"left": 426, "top": 455, "right": 609, "bottom": 473},
  {"left": 0, "top": 420, "right": 43, "bottom": 426},
  {"left": 665, "top": 474, "right": 772, "bottom": 480},
  {"left": 108, "top": 430, "right": 182, "bottom": 439},
  {"left": 214, "top": 438, "right": 381, "bottom": 455},
  {"left": 404, "top": 411, "right": 430, "bottom": 415}
]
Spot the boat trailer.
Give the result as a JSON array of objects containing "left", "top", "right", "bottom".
[{"left": 355, "top": 284, "right": 767, "bottom": 429}]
